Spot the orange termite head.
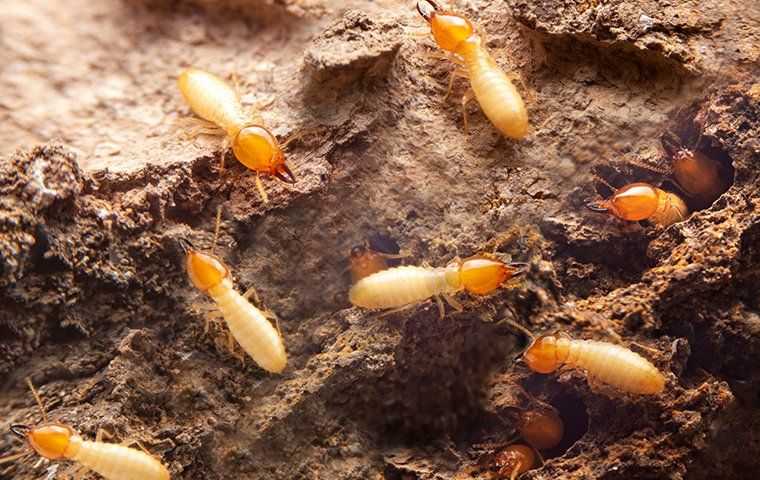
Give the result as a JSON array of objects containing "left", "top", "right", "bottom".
[
  {"left": 586, "top": 182, "right": 659, "bottom": 222},
  {"left": 417, "top": 1, "right": 474, "bottom": 52},
  {"left": 493, "top": 444, "right": 535, "bottom": 479},
  {"left": 232, "top": 125, "right": 295, "bottom": 183},
  {"left": 186, "top": 249, "right": 230, "bottom": 292},
  {"left": 523, "top": 335, "right": 565, "bottom": 374},
  {"left": 519, "top": 409, "right": 564, "bottom": 450},
  {"left": 457, "top": 256, "right": 527, "bottom": 295},
  {"left": 12, "top": 424, "right": 74, "bottom": 460}
]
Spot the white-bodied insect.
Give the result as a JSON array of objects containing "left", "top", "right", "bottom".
[
  {"left": 0, "top": 379, "right": 170, "bottom": 480},
  {"left": 523, "top": 334, "right": 666, "bottom": 395},
  {"left": 416, "top": 0, "right": 529, "bottom": 139},
  {"left": 185, "top": 248, "right": 287, "bottom": 373},
  {"left": 349, "top": 255, "right": 526, "bottom": 317}
]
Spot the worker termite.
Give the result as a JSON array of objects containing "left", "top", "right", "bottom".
[
  {"left": 0, "top": 379, "right": 170, "bottom": 480},
  {"left": 185, "top": 244, "right": 287, "bottom": 373},
  {"left": 661, "top": 132, "right": 731, "bottom": 205},
  {"left": 349, "top": 235, "right": 408, "bottom": 283},
  {"left": 522, "top": 334, "right": 666, "bottom": 395},
  {"left": 492, "top": 444, "right": 536, "bottom": 480},
  {"left": 416, "top": 0, "right": 529, "bottom": 139},
  {"left": 586, "top": 182, "right": 689, "bottom": 227},
  {"left": 517, "top": 408, "right": 564, "bottom": 450},
  {"left": 348, "top": 255, "right": 527, "bottom": 318},
  {"left": 177, "top": 67, "right": 295, "bottom": 203}
]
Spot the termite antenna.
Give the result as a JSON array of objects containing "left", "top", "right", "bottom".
[
  {"left": 417, "top": 0, "right": 439, "bottom": 21},
  {"left": 10, "top": 424, "right": 31, "bottom": 438},
  {"left": 178, "top": 238, "right": 195, "bottom": 254},
  {"left": 211, "top": 204, "right": 223, "bottom": 256},
  {"left": 26, "top": 378, "right": 47, "bottom": 423},
  {"left": 585, "top": 199, "right": 609, "bottom": 213},
  {"left": 508, "top": 262, "right": 530, "bottom": 276}
]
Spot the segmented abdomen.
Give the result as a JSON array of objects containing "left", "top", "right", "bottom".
[
  {"left": 72, "top": 441, "right": 170, "bottom": 480},
  {"left": 177, "top": 68, "right": 247, "bottom": 136},
  {"left": 349, "top": 266, "right": 451, "bottom": 309},
  {"left": 464, "top": 47, "right": 529, "bottom": 140},
  {"left": 210, "top": 283, "right": 287, "bottom": 373},
  {"left": 566, "top": 340, "right": 665, "bottom": 394}
]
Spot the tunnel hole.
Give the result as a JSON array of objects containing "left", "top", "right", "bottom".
[{"left": 543, "top": 391, "right": 589, "bottom": 459}]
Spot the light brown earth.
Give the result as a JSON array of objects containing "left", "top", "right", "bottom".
[{"left": 1, "top": 0, "right": 759, "bottom": 479}]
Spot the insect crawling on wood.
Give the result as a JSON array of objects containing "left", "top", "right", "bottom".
[
  {"left": 177, "top": 67, "right": 296, "bottom": 203},
  {"left": 522, "top": 334, "right": 666, "bottom": 395},
  {"left": 586, "top": 182, "right": 689, "bottom": 227},
  {"left": 184, "top": 242, "right": 287, "bottom": 374},
  {"left": 416, "top": 0, "right": 529, "bottom": 139},
  {"left": 0, "top": 379, "right": 170, "bottom": 480},
  {"left": 348, "top": 254, "right": 527, "bottom": 318}
]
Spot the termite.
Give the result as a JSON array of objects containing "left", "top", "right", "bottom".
[
  {"left": 348, "top": 255, "right": 526, "bottom": 318},
  {"left": 349, "top": 236, "right": 407, "bottom": 283},
  {"left": 185, "top": 245, "right": 287, "bottom": 373},
  {"left": 416, "top": 0, "right": 529, "bottom": 139},
  {"left": 661, "top": 133, "right": 730, "bottom": 204},
  {"left": 518, "top": 408, "right": 564, "bottom": 450},
  {"left": 522, "top": 334, "right": 666, "bottom": 395},
  {"left": 177, "top": 67, "right": 295, "bottom": 203},
  {"left": 586, "top": 182, "right": 689, "bottom": 227},
  {"left": 493, "top": 444, "right": 536, "bottom": 480},
  {"left": 0, "top": 379, "right": 170, "bottom": 480}
]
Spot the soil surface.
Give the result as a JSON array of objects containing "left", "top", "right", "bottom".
[{"left": 1, "top": 0, "right": 759, "bottom": 479}]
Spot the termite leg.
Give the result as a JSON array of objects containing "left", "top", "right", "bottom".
[
  {"left": 226, "top": 331, "right": 245, "bottom": 365},
  {"left": 461, "top": 89, "right": 475, "bottom": 134},
  {"left": 376, "top": 304, "right": 417, "bottom": 319},
  {"left": 443, "top": 294, "right": 463, "bottom": 312},
  {"left": 445, "top": 68, "right": 468, "bottom": 100},
  {"left": 26, "top": 378, "right": 48, "bottom": 422},
  {"left": 435, "top": 296, "right": 446, "bottom": 319},
  {"left": 281, "top": 126, "right": 322, "bottom": 149},
  {"left": 255, "top": 174, "right": 270, "bottom": 204},
  {"left": 119, "top": 438, "right": 152, "bottom": 455},
  {"left": 204, "top": 311, "right": 224, "bottom": 336},
  {"left": 376, "top": 250, "right": 411, "bottom": 260}
]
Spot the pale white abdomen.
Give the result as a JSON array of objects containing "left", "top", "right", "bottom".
[
  {"left": 209, "top": 280, "right": 287, "bottom": 373},
  {"left": 177, "top": 68, "right": 247, "bottom": 136},
  {"left": 651, "top": 190, "right": 689, "bottom": 226},
  {"left": 566, "top": 340, "right": 665, "bottom": 395},
  {"left": 72, "top": 440, "right": 170, "bottom": 480},
  {"left": 464, "top": 47, "right": 529, "bottom": 140},
  {"left": 349, "top": 266, "right": 453, "bottom": 309}
]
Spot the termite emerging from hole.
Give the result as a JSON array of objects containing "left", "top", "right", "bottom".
[
  {"left": 177, "top": 68, "right": 296, "bottom": 203},
  {"left": 0, "top": 379, "right": 170, "bottom": 480},
  {"left": 349, "top": 235, "right": 408, "bottom": 283},
  {"left": 492, "top": 444, "right": 536, "bottom": 480},
  {"left": 517, "top": 408, "right": 564, "bottom": 450},
  {"left": 522, "top": 333, "right": 666, "bottom": 395},
  {"left": 348, "top": 254, "right": 527, "bottom": 318},
  {"left": 586, "top": 182, "right": 689, "bottom": 227},
  {"left": 184, "top": 243, "right": 287, "bottom": 373},
  {"left": 661, "top": 131, "right": 731, "bottom": 205},
  {"left": 416, "top": 0, "right": 529, "bottom": 139}
]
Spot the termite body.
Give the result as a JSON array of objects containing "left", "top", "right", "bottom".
[
  {"left": 586, "top": 182, "right": 689, "bottom": 227},
  {"left": 349, "top": 256, "right": 525, "bottom": 316},
  {"left": 518, "top": 409, "right": 564, "bottom": 450},
  {"left": 660, "top": 132, "right": 730, "bottom": 205},
  {"left": 8, "top": 424, "right": 170, "bottom": 480},
  {"left": 493, "top": 444, "right": 536, "bottom": 480},
  {"left": 177, "top": 68, "right": 295, "bottom": 201},
  {"left": 186, "top": 249, "right": 287, "bottom": 373},
  {"left": 350, "top": 245, "right": 393, "bottom": 283},
  {"left": 417, "top": 1, "right": 529, "bottom": 139},
  {"left": 523, "top": 335, "right": 666, "bottom": 395}
]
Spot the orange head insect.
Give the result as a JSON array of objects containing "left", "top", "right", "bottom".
[
  {"left": 11, "top": 424, "right": 74, "bottom": 460},
  {"left": 519, "top": 409, "right": 564, "bottom": 450},
  {"left": 349, "top": 244, "right": 390, "bottom": 283},
  {"left": 186, "top": 249, "right": 230, "bottom": 292},
  {"left": 417, "top": 0, "right": 475, "bottom": 53},
  {"left": 456, "top": 256, "right": 527, "bottom": 295},
  {"left": 493, "top": 444, "right": 536, "bottom": 480},
  {"left": 232, "top": 125, "right": 295, "bottom": 183},
  {"left": 522, "top": 335, "right": 570, "bottom": 374},
  {"left": 586, "top": 182, "right": 659, "bottom": 221}
]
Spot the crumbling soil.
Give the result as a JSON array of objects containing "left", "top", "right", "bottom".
[{"left": 1, "top": 0, "right": 759, "bottom": 479}]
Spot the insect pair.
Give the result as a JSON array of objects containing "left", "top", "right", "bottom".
[
  {"left": 586, "top": 131, "right": 730, "bottom": 226},
  {"left": 0, "top": 379, "right": 170, "bottom": 480}
]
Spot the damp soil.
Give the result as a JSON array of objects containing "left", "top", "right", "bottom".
[{"left": 1, "top": 0, "right": 759, "bottom": 479}]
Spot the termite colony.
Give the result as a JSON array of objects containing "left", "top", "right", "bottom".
[{"left": 2, "top": 1, "right": 737, "bottom": 480}]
